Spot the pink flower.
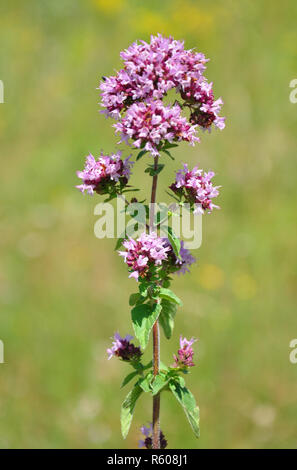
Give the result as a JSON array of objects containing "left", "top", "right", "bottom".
[
  {"left": 118, "top": 232, "right": 171, "bottom": 281},
  {"left": 169, "top": 164, "right": 220, "bottom": 214},
  {"left": 172, "top": 336, "right": 197, "bottom": 368},
  {"left": 114, "top": 100, "right": 199, "bottom": 156},
  {"left": 76, "top": 151, "right": 134, "bottom": 195},
  {"left": 119, "top": 233, "right": 196, "bottom": 281},
  {"left": 99, "top": 34, "right": 225, "bottom": 142}
]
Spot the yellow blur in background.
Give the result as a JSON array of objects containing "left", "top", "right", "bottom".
[{"left": 0, "top": 0, "right": 297, "bottom": 448}]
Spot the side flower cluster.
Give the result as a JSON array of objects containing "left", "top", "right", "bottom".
[
  {"left": 99, "top": 34, "right": 225, "bottom": 157},
  {"left": 118, "top": 232, "right": 171, "bottom": 281},
  {"left": 118, "top": 232, "right": 196, "bottom": 281},
  {"left": 170, "top": 163, "right": 220, "bottom": 214},
  {"left": 139, "top": 423, "right": 167, "bottom": 449},
  {"left": 172, "top": 336, "right": 197, "bottom": 369},
  {"left": 76, "top": 152, "right": 134, "bottom": 195},
  {"left": 107, "top": 333, "right": 142, "bottom": 362}
]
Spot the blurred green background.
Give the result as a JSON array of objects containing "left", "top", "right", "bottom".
[{"left": 0, "top": 0, "right": 297, "bottom": 449}]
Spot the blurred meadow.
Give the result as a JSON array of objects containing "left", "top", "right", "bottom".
[{"left": 0, "top": 0, "right": 297, "bottom": 449}]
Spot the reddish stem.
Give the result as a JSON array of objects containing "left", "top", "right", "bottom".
[{"left": 149, "top": 155, "right": 161, "bottom": 449}]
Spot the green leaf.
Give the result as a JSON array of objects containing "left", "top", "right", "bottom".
[
  {"left": 151, "top": 373, "right": 169, "bottom": 395},
  {"left": 136, "top": 150, "right": 147, "bottom": 161},
  {"left": 143, "top": 360, "right": 153, "bottom": 370},
  {"left": 161, "top": 149, "right": 175, "bottom": 160},
  {"left": 139, "top": 281, "right": 149, "bottom": 298},
  {"left": 129, "top": 292, "right": 146, "bottom": 306},
  {"left": 163, "top": 142, "right": 178, "bottom": 150},
  {"left": 103, "top": 193, "right": 117, "bottom": 202},
  {"left": 131, "top": 303, "right": 162, "bottom": 350},
  {"left": 114, "top": 237, "right": 125, "bottom": 251},
  {"left": 121, "top": 371, "right": 139, "bottom": 388},
  {"left": 122, "top": 188, "right": 140, "bottom": 193},
  {"left": 169, "top": 379, "right": 200, "bottom": 438},
  {"left": 159, "top": 299, "right": 177, "bottom": 339},
  {"left": 165, "top": 190, "right": 180, "bottom": 202},
  {"left": 126, "top": 206, "right": 147, "bottom": 226},
  {"left": 159, "top": 288, "right": 182, "bottom": 306},
  {"left": 145, "top": 164, "right": 165, "bottom": 176},
  {"left": 129, "top": 293, "right": 141, "bottom": 306},
  {"left": 161, "top": 226, "right": 181, "bottom": 258},
  {"left": 121, "top": 385, "right": 143, "bottom": 439},
  {"left": 138, "top": 372, "right": 153, "bottom": 393},
  {"left": 162, "top": 279, "right": 171, "bottom": 288}
]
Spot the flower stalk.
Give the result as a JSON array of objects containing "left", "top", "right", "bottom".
[
  {"left": 149, "top": 155, "right": 161, "bottom": 449},
  {"left": 76, "top": 33, "right": 225, "bottom": 449}
]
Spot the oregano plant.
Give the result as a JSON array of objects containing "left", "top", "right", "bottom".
[{"left": 76, "top": 34, "right": 225, "bottom": 449}]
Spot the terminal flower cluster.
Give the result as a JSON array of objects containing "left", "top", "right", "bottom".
[
  {"left": 114, "top": 100, "right": 199, "bottom": 156},
  {"left": 99, "top": 34, "right": 225, "bottom": 157}
]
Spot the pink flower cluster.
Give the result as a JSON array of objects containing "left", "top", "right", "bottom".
[
  {"left": 99, "top": 34, "right": 225, "bottom": 156},
  {"left": 119, "top": 232, "right": 196, "bottom": 281},
  {"left": 114, "top": 100, "right": 199, "bottom": 156},
  {"left": 173, "top": 336, "right": 197, "bottom": 368},
  {"left": 107, "top": 332, "right": 142, "bottom": 362},
  {"left": 118, "top": 232, "right": 171, "bottom": 281},
  {"left": 170, "top": 163, "right": 220, "bottom": 214},
  {"left": 76, "top": 151, "right": 133, "bottom": 195},
  {"left": 182, "top": 80, "right": 225, "bottom": 131}
]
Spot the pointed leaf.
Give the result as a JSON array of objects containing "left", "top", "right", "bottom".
[
  {"left": 131, "top": 303, "right": 162, "bottom": 350},
  {"left": 169, "top": 379, "right": 200, "bottom": 438},
  {"left": 151, "top": 373, "right": 169, "bottom": 395},
  {"left": 159, "top": 288, "right": 182, "bottom": 306},
  {"left": 121, "top": 385, "right": 143, "bottom": 439},
  {"left": 136, "top": 150, "right": 147, "bottom": 161},
  {"left": 163, "top": 142, "right": 178, "bottom": 150},
  {"left": 138, "top": 372, "right": 153, "bottom": 393},
  {"left": 161, "top": 149, "right": 175, "bottom": 160},
  {"left": 161, "top": 226, "right": 181, "bottom": 258},
  {"left": 121, "top": 371, "right": 139, "bottom": 388},
  {"left": 129, "top": 293, "right": 141, "bottom": 306},
  {"left": 143, "top": 360, "right": 153, "bottom": 371},
  {"left": 114, "top": 237, "right": 125, "bottom": 251},
  {"left": 159, "top": 299, "right": 177, "bottom": 339}
]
